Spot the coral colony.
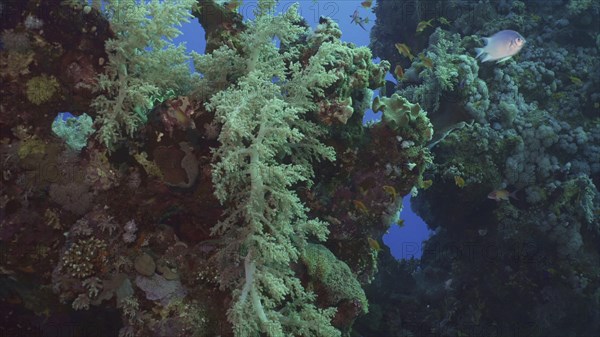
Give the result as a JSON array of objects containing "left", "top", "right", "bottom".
[{"left": 0, "top": 1, "right": 598, "bottom": 337}]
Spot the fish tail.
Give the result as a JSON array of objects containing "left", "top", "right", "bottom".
[
  {"left": 475, "top": 47, "right": 485, "bottom": 58},
  {"left": 509, "top": 190, "right": 519, "bottom": 200}
]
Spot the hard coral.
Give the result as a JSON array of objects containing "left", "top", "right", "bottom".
[
  {"left": 60, "top": 237, "right": 108, "bottom": 279},
  {"left": 302, "top": 243, "right": 368, "bottom": 314},
  {"left": 25, "top": 74, "right": 60, "bottom": 105}
]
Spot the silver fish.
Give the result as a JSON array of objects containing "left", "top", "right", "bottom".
[{"left": 475, "top": 30, "right": 525, "bottom": 63}]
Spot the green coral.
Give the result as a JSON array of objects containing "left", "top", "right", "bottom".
[
  {"left": 372, "top": 93, "right": 433, "bottom": 143},
  {"left": 91, "top": 0, "right": 197, "bottom": 150},
  {"left": 51, "top": 113, "right": 95, "bottom": 151},
  {"left": 26, "top": 74, "right": 59, "bottom": 105},
  {"left": 202, "top": 2, "right": 387, "bottom": 335},
  {"left": 398, "top": 29, "right": 489, "bottom": 124},
  {"left": 567, "top": 0, "right": 595, "bottom": 15},
  {"left": 302, "top": 244, "right": 368, "bottom": 312},
  {"left": 551, "top": 175, "right": 598, "bottom": 229}
]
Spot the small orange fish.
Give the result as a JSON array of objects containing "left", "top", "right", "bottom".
[
  {"left": 225, "top": 0, "right": 242, "bottom": 10},
  {"left": 488, "top": 189, "right": 518, "bottom": 201},
  {"left": 5, "top": 295, "right": 22, "bottom": 305},
  {"left": 361, "top": 0, "right": 373, "bottom": 8},
  {"left": 353, "top": 200, "right": 369, "bottom": 214},
  {"left": 419, "top": 53, "right": 434, "bottom": 69},
  {"left": 394, "top": 65, "right": 404, "bottom": 79},
  {"left": 367, "top": 237, "right": 381, "bottom": 251},
  {"left": 454, "top": 176, "right": 465, "bottom": 188},
  {"left": 395, "top": 43, "right": 414, "bottom": 61},
  {"left": 416, "top": 19, "right": 434, "bottom": 33}
]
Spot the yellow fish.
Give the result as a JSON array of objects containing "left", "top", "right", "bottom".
[
  {"left": 353, "top": 200, "right": 369, "bottom": 214},
  {"left": 383, "top": 185, "right": 398, "bottom": 199},
  {"left": 396, "top": 219, "right": 405, "bottom": 228},
  {"left": 454, "top": 176, "right": 465, "bottom": 188},
  {"left": 437, "top": 17, "right": 451, "bottom": 25},
  {"left": 395, "top": 43, "right": 415, "bottom": 61},
  {"left": 368, "top": 237, "right": 381, "bottom": 251},
  {"left": 569, "top": 76, "right": 583, "bottom": 86},
  {"left": 419, "top": 53, "right": 434, "bottom": 69},
  {"left": 420, "top": 179, "right": 433, "bottom": 189},
  {"left": 416, "top": 19, "right": 434, "bottom": 33}
]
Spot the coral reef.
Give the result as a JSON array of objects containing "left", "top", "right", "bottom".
[
  {"left": 357, "top": 0, "right": 600, "bottom": 336},
  {"left": 0, "top": 1, "right": 431, "bottom": 336},
  {"left": 4, "top": 0, "right": 596, "bottom": 336}
]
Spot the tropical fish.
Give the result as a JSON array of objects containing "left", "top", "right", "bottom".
[
  {"left": 569, "top": 76, "right": 583, "bottom": 85},
  {"left": 488, "top": 189, "right": 518, "bottom": 201},
  {"left": 367, "top": 237, "right": 381, "bottom": 251},
  {"left": 419, "top": 53, "right": 434, "bottom": 69},
  {"left": 225, "top": 0, "right": 242, "bottom": 10},
  {"left": 475, "top": 30, "right": 526, "bottom": 63},
  {"left": 394, "top": 64, "right": 404, "bottom": 79},
  {"left": 416, "top": 19, "right": 434, "bottom": 33},
  {"left": 396, "top": 219, "right": 405, "bottom": 227},
  {"left": 454, "top": 176, "right": 465, "bottom": 188},
  {"left": 383, "top": 185, "right": 398, "bottom": 199},
  {"left": 395, "top": 43, "right": 415, "bottom": 61},
  {"left": 420, "top": 179, "right": 433, "bottom": 189},
  {"left": 353, "top": 199, "right": 369, "bottom": 214},
  {"left": 437, "top": 17, "right": 451, "bottom": 25},
  {"left": 361, "top": 0, "right": 373, "bottom": 8},
  {"left": 350, "top": 10, "right": 368, "bottom": 31}
]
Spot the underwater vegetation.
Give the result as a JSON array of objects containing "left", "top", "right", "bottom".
[{"left": 0, "top": 0, "right": 598, "bottom": 337}]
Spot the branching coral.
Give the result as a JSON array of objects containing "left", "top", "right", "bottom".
[
  {"left": 199, "top": 1, "right": 393, "bottom": 335},
  {"left": 91, "top": 0, "right": 197, "bottom": 150}
]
